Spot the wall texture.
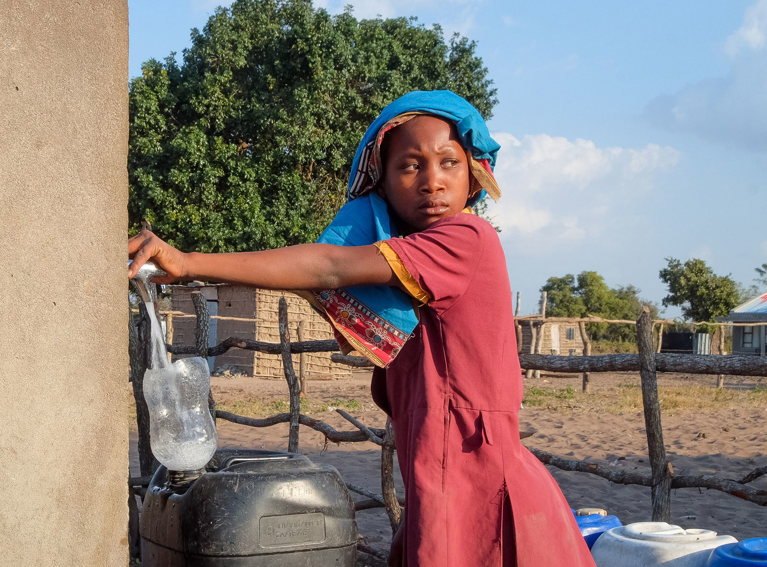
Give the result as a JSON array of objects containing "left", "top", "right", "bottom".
[
  {"left": 170, "top": 285, "right": 352, "bottom": 379},
  {"left": 0, "top": 2, "right": 129, "bottom": 563},
  {"left": 518, "top": 320, "right": 585, "bottom": 356},
  {"left": 254, "top": 289, "right": 353, "bottom": 379}
]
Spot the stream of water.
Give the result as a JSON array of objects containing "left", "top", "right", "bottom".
[{"left": 131, "top": 262, "right": 218, "bottom": 472}]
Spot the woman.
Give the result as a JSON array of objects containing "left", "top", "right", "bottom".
[{"left": 129, "top": 90, "right": 595, "bottom": 567}]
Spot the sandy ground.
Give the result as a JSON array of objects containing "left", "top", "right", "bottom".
[{"left": 130, "top": 370, "right": 767, "bottom": 565}]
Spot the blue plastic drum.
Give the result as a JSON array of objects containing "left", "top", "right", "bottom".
[
  {"left": 572, "top": 509, "right": 622, "bottom": 548},
  {"left": 705, "top": 538, "right": 767, "bottom": 566}
]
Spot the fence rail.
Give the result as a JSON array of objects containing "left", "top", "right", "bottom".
[
  {"left": 128, "top": 292, "right": 767, "bottom": 562},
  {"left": 520, "top": 352, "right": 767, "bottom": 376}
]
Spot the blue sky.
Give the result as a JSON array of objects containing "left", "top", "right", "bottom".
[{"left": 128, "top": 0, "right": 767, "bottom": 317}]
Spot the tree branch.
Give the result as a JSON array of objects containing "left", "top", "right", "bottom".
[
  {"left": 528, "top": 448, "right": 767, "bottom": 506},
  {"left": 214, "top": 410, "right": 386, "bottom": 443}
]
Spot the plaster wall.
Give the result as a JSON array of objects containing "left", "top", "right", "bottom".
[{"left": 0, "top": 1, "right": 129, "bottom": 563}]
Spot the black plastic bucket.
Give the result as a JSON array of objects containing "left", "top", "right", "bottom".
[{"left": 140, "top": 449, "right": 357, "bottom": 566}]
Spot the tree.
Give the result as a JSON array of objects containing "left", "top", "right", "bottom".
[
  {"left": 540, "top": 271, "right": 656, "bottom": 342},
  {"left": 755, "top": 263, "right": 767, "bottom": 288},
  {"left": 540, "top": 274, "right": 585, "bottom": 318},
  {"left": 659, "top": 258, "right": 741, "bottom": 323},
  {"left": 128, "top": 0, "right": 497, "bottom": 252}
]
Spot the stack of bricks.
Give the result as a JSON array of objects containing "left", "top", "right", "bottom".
[{"left": 169, "top": 284, "right": 352, "bottom": 379}]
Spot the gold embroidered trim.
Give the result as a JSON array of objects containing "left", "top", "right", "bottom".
[{"left": 375, "top": 242, "right": 432, "bottom": 305}]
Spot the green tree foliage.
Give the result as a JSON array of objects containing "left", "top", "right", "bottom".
[
  {"left": 659, "top": 257, "right": 741, "bottom": 323},
  {"left": 541, "top": 271, "right": 657, "bottom": 342},
  {"left": 128, "top": 0, "right": 497, "bottom": 252},
  {"left": 540, "top": 274, "right": 585, "bottom": 318}
]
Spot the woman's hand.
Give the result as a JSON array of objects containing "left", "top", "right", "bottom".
[{"left": 128, "top": 229, "right": 187, "bottom": 284}]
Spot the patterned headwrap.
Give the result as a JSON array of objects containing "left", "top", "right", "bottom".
[
  {"left": 348, "top": 91, "right": 501, "bottom": 202},
  {"left": 304, "top": 90, "right": 502, "bottom": 367}
]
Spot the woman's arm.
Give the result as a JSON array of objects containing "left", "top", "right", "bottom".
[{"left": 127, "top": 229, "right": 397, "bottom": 289}]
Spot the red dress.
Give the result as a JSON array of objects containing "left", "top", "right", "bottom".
[{"left": 374, "top": 213, "right": 595, "bottom": 567}]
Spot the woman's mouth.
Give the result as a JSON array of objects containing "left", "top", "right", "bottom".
[{"left": 420, "top": 201, "right": 450, "bottom": 215}]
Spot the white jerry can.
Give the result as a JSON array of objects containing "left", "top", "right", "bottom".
[{"left": 591, "top": 522, "right": 737, "bottom": 567}]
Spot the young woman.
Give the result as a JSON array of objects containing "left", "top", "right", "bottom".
[{"left": 129, "top": 90, "right": 595, "bottom": 567}]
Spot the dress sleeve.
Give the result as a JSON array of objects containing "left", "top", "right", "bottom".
[
  {"left": 378, "top": 214, "right": 490, "bottom": 310},
  {"left": 375, "top": 241, "right": 432, "bottom": 305}
]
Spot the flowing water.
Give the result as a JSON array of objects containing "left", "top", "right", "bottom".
[{"left": 130, "top": 262, "right": 218, "bottom": 472}]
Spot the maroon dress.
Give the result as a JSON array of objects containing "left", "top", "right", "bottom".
[{"left": 375, "top": 213, "right": 595, "bottom": 567}]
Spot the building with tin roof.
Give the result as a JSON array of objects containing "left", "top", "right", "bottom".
[{"left": 723, "top": 291, "right": 767, "bottom": 356}]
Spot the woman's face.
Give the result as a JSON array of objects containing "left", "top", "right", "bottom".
[{"left": 381, "top": 115, "right": 471, "bottom": 235}]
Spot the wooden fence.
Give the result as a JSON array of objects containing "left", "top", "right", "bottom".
[{"left": 128, "top": 293, "right": 767, "bottom": 562}]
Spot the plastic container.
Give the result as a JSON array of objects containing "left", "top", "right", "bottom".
[
  {"left": 140, "top": 449, "right": 357, "bottom": 566},
  {"left": 591, "top": 522, "right": 737, "bottom": 567},
  {"left": 130, "top": 260, "right": 218, "bottom": 472},
  {"left": 705, "top": 538, "right": 767, "bottom": 567},
  {"left": 143, "top": 356, "right": 218, "bottom": 472},
  {"left": 573, "top": 510, "right": 622, "bottom": 549}
]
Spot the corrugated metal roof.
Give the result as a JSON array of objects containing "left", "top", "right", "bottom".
[
  {"left": 733, "top": 292, "right": 767, "bottom": 313},
  {"left": 726, "top": 291, "right": 767, "bottom": 321}
]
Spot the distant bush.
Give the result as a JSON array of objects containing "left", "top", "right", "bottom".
[{"left": 591, "top": 340, "right": 638, "bottom": 354}]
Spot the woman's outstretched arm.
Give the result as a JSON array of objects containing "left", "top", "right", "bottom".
[{"left": 127, "top": 229, "right": 397, "bottom": 290}]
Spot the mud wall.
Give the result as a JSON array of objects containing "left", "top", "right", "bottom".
[{"left": 0, "top": 1, "right": 129, "bottom": 563}]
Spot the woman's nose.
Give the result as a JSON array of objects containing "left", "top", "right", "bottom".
[{"left": 419, "top": 163, "right": 444, "bottom": 192}]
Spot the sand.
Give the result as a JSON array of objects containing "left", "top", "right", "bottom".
[{"left": 130, "top": 370, "right": 767, "bottom": 566}]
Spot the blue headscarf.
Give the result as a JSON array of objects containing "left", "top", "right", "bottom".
[
  {"left": 307, "top": 90, "right": 501, "bottom": 367},
  {"left": 348, "top": 90, "right": 500, "bottom": 200}
]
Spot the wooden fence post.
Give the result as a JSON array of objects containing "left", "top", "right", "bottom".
[
  {"left": 165, "top": 312, "right": 174, "bottom": 363},
  {"left": 637, "top": 307, "right": 673, "bottom": 522},
  {"left": 534, "top": 292, "right": 547, "bottom": 379},
  {"left": 514, "top": 292, "right": 522, "bottom": 369},
  {"left": 192, "top": 291, "right": 216, "bottom": 419},
  {"left": 533, "top": 322, "right": 544, "bottom": 379},
  {"left": 525, "top": 321, "right": 537, "bottom": 380},
  {"left": 579, "top": 320, "right": 591, "bottom": 393},
  {"left": 717, "top": 323, "right": 726, "bottom": 388},
  {"left": 128, "top": 306, "right": 154, "bottom": 477},
  {"left": 192, "top": 291, "right": 209, "bottom": 358},
  {"left": 656, "top": 323, "right": 664, "bottom": 354},
  {"left": 297, "top": 320, "right": 306, "bottom": 396},
  {"left": 279, "top": 297, "right": 301, "bottom": 452},
  {"left": 381, "top": 419, "right": 402, "bottom": 533},
  {"left": 129, "top": 301, "right": 159, "bottom": 559}
]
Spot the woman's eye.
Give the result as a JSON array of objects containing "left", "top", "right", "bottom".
[
  {"left": 443, "top": 159, "right": 459, "bottom": 167},
  {"left": 402, "top": 162, "right": 419, "bottom": 171}
]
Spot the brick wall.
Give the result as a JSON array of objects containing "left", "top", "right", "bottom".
[
  {"left": 254, "top": 289, "right": 351, "bottom": 379},
  {"left": 216, "top": 286, "right": 258, "bottom": 372},
  {"left": 169, "top": 285, "right": 351, "bottom": 378}
]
